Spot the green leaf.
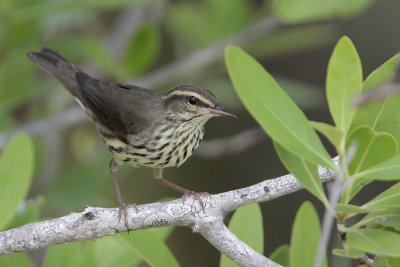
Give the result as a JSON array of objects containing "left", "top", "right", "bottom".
[
  {"left": 94, "top": 236, "right": 141, "bottom": 267},
  {"left": 272, "top": 0, "right": 374, "bottom": 23},
  {"left": 332, "top": 248, "right": 364, "bottom": 259},
  {"left": 42, "top": 243, "right": 83, "bottom": 267},
  {"left": 363, "top": 54, "right": 400, "bottom": 91},
  {"left": 221, "top": 203, "right": 264, "bottom": 267},
  {"left": 290, "top": 202, "right": 326, "bottom": 267},
  {"left": 347, "top": 228, "right": 400, "bottom": 257},
  {"left": 355, "top": 155, "right": 400, "bottom": 182},
  {"left": 118, "top": 230, "right": 179, "bottom": 267},
  {"left": 356, "top": 208, "right": 400, "bottom": 228},
  {"left": 347, "top": 126, "right": 397, "bottom": 175},
  {"left": 225, "top": 46, "right": 334, "bottom": 170},
  {"left": 0, "top": 253, "right": 34, "bottom": 267},
  {"left": 270, "top": 244, "right": 290, "bottom": 267},
  {"left": 336, "top": 203, "right": 366, "bottom": 214},
  {"left": 274, "top": 142, "right": 329, "bottom": 206},
  {"left": 326, "top": 36, "right": 363, "bottom": 134},
  {"left": 352, "top": 54, "right": 400, "bottom": 144},
  {"left": 124, "top": 24, "right": 161, "bottom": 75},
  {"left": 310, "top": 121, "right": 343, "bottom": 150},
  {"left": 375, "top": 255, "right": 400, "bottom": 267},
  {"left": 7, "top": 196, "right": 45, "bottom": 229},
  {"left": 0, "top": 133, "right": 34, "bottom": 230},
  {"left": 362, "top": 182, "right": 400, "bottom": 211}
]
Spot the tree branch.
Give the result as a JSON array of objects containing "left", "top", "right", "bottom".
[{"left": 0, "top": 160, "right": 337, "bottom": 266}]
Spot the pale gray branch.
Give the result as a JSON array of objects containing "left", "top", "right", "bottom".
[{"left": 0, "top": 161, "right": 337, "bottom": 267}]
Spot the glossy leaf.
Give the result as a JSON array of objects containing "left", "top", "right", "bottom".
[
  {"left": 332, "top": 248, "right": 364, "bottom": 259},
  {"left": 270, "top": 244, "right": 290, "bottom": 267},
  {"left": 356, "top": 208, "right": 400, "bottom": 228},
  {"left": 310, "top": 121, "right": 343, "bottom": 149},
  {"left": 336, "top": 203, "right": 366, "bottom": 214},
  {"left": 346, "top": 126, "right": 397, "bottom": 175},
  {"left": 355, "top": 155, "right": 400, "bottom": 181},
  {"left": 220, "top": 203, "right": 264, "bottom": 267},
  {"left": 290, "top": 202, "right": 326, "bottom": 267},
  {"left": 118, "top": 230, "right": 179, "bottom": 267},
  {"left": 362, "top": 182, "right": 400, "bottom": 211},
  {"left": 0, "top": 133, "right": 34, "bottom": 230},
  {"left": 274, "top": 142, "right": 329, "bottom": 206},
  {"left": 352, "top": 54, "right": 400, "bottom": 144},
  {"left": 225, "top": 46, "right": 334, "bottom": 169},
  {"left": 347, "top": 228, "right": 400, "bottom": 257},
  {"left": 326, "top": 36, "right": 363, "bottom": 134}
]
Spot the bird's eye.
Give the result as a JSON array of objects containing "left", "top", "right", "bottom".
[{"left": 188, "top": 96, "right": 198, "bottom": 105}]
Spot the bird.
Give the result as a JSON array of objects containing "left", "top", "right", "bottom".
[{"left": 27, "top": 48, "right": 236, "bottom": 226}]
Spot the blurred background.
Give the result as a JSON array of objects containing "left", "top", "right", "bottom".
[{"left": 1, "top": 0, "right": 400, "bottom": 266}]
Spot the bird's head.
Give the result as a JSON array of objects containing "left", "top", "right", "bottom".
[{"left": 163, "top": 85, "right": 236, "bottom": 124}]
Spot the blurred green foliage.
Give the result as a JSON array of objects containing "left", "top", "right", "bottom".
[{"left": 1, "top": 0, "right": 398, "bottom": 266}]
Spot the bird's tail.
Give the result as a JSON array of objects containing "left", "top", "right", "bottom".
[{"left": 27, "top": 48, "right": 81, "bottom": 97}]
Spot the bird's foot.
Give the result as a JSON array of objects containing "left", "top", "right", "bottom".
[
  {"left": 182, "top": 191, "right": 210, "bottom": 211},
  {"left": 117, "top": 200, "right": 138, "bottom": 232}
]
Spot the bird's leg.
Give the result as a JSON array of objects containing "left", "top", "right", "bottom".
[
  {"left": 153, "top": 168, "right": 209, "bottom": 210},
  {"left": 109, "top": 158, "right": 130, "bottom": 229}
]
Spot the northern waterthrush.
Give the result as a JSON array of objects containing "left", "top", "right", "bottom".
[{"left": 28, "top": 48, "right": 236, "bottom": 225}]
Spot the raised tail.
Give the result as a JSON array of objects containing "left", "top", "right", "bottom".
[{"left": 27, "top": 48, "right": 82, "bottom": 97}]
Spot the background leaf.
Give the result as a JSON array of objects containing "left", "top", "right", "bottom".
[
  {"left": 290, "top": 201, "right": 326, "bottom": 267},
  {"left": 310, "top": 121, "right": 343, "bottom": 149},
  {"left": 0, "top": 253, "right": 34, "bottom": 267},
  {"left": 42, "top": 243, "right": 84, "bottom": 267},
  {"left": 118, "top": 230, "right": 179, "bottom": 267},
  {"left": 347, "top": 228, "right": 400, "bottom": 257},
  {"left": 123, "top": 24, "right": 161, "bottom": 75},
  {"left": 272, "top": 0, "right": 374, "bottom": 23},
  {"left": 346, "top": 125, "right": 397, "bottom": 174},
  {"left": 362, "top": 182, "right": 400, "bottom": 211},
  {"left": 274, "top": 142, "right": 329, "bottom": 206},
  {"left": 225, "top": 46, "right": 334, "bottom": 169},
  {"left": 351, "top": 54, "right": 400, "bottom": 144},
  {"left": 355, "top": 155, "right": 400, "bottom": 182},
  {"left": 270, "top": 244, "right": 290, "bottom": 267},
  {"left": 220, "top": 203, "right": 264, "bottom": 267},
  {"left": 0, "top": 133, "right": 34, "bottom": 230},
  {"left": 326, "top": 36, "right": 363, "bottom": 134}
]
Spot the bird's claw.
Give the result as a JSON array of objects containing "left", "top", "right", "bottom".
[{"left": 182, "top": 191, "right": 210, "bottom": 211}]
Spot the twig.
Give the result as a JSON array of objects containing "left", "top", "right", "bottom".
[
  {"left": 0, "top": 160, "right": 337, "bottom": 266},
  {"left": 195, "top": 128, "right": 264, "bottom": 158},
  {"left": 133, "top": 16, "right": 280, "bottom": 87}
]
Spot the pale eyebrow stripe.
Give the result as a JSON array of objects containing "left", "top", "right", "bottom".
[{"left": 164, "top": 91, "right": 214, "bottom": 107}]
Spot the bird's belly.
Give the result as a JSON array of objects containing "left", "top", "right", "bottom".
[{"left": 102, "top": 129, "right": 203, "bottom": 169}]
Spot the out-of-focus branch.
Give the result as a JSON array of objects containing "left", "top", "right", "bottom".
[
  {"left": 0, "top": 159, "right": 337, "bottom": 267},
  {"left": 196, "top": 128, "right": 265, "bottom": 158},
  {"left": 0, "top": 16, "right": 281, "bottom": 149},
  {"left": 133, "top": 16, "right": 280, "bottom": 88}
]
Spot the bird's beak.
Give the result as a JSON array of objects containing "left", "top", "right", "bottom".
[{"left": 207, "top": 107, "right": 237, "bottom": 118}]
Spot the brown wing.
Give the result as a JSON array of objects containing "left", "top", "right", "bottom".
[{"left": 75, "top": 72, "right": 164, "bottom": 142}]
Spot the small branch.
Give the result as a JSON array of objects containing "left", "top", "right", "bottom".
[
  {"left": 0, "top": 161, "right": 337, "bottom": 266},
  {"left": 196, "top": 128, "right": 264, "bottom": 158}
]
